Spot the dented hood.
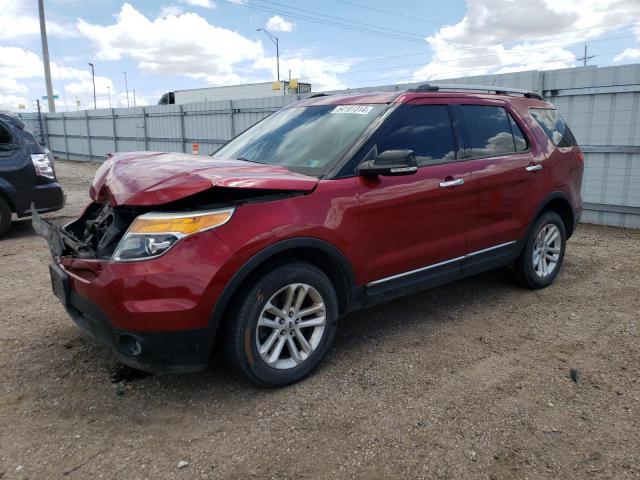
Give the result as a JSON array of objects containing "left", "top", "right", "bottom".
[{"left": 90, "top": 151, "right": 319, "bottom": 206}]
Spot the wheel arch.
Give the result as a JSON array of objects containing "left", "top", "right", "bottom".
[
  {"left": 538, "top": 192, "right": 576, "bottom": 238},
  {"left": 209, "top": 237, "right": 358, "bottom": 341},
  {"left": 0, "top": 181, "right": 17, "bottom": 213},
  {"left": 529, "top": 192, "right": 576, "bottom": 240}
]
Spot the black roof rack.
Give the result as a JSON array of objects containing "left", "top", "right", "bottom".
[
  {"left": 308, "top": 93, "right": 329, "bottom": 98},
  {"left": 407, "top": 83, "right": 544, "bottom": 101}
]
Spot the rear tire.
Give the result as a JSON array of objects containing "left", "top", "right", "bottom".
[
  {"left": 0, "top": 197, "right": 11, "bottom": 237},
  {"left": 223, "top": 261, "right": 338, "bottom": 387},
  {"left": 512, "top": 211, "right": 566, "bottom": 289}
]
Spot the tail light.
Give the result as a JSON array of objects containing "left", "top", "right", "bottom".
[{"left": 31, "top": 154, "right": 55, "bottom": 180}]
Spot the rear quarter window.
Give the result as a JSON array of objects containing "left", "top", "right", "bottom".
[
  {"left": 0, "top": 122, "right": 19, "bottom": 156},
  {"left": 529, "top": 108, "right": 577, "bottom": 147}
]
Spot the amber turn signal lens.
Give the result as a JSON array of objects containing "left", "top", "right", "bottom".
[{"left": 129, "top": 209, "right": 234, "bottom": 235}]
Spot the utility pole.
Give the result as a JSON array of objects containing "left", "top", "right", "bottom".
[
  {"left": 38, "top": 0, "right": 55, "bottom": 112},
  {"left": 133, "top": 89, "right": 136, "bottom": 107},
  {"left": 75, "top": 96, "right": 80, "bottom": 111},
  {"left": 88, "top": 63, "right": 96, "bottom": 109},
  {"left": 107, "top": 86, "right": 111, "bottom": 107},
  {"left": 123, "top": 71, "right": 130, "bottom": 107},
  {"left": 257, "top": 28, "right": 279, "bottom": 81},
  {"left": 578, "top": 44, "right": 595, "bottom": 67}
]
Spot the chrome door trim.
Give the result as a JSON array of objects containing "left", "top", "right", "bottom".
[{"left": 366, "top": 240, "right": 517, "bottom": 287}]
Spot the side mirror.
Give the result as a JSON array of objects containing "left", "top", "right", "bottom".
[{"left": 358, "top": 149, "right": 417, "bottom": 177}]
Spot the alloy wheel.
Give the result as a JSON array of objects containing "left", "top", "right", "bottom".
[
  {"left": 256, "top": 283, "right": 326, "bottom": 370},
  {"left": 532, "top": 223, "right": 562, "bottom": 278}
]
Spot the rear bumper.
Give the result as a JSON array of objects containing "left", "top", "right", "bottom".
[
  {"left": 62, "top": 270, "right": 215, "bottom": 373},
  {"left": 17, "top": 182, "right": 65, "bottom": 217}
]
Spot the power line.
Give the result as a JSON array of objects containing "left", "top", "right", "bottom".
[
  {"left": 309, "top": 49, "right": 633, "bottom": 89},
  {"left": 252, "top": 0, "right": 425, "bottom": 40},
  {"left": 332, "top": 0, "right": 640, "bottom": 46},
  {"left": 225, "top": 0, "right": 640, "bottom": 58}
]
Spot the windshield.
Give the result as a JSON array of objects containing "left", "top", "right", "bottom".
[{"left": 214, "top": 104, "right": 386, "bottom": 176}]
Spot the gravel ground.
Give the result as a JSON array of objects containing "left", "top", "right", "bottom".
[{"left": 1, "top": 160, "right": 639, "bottom": 479}]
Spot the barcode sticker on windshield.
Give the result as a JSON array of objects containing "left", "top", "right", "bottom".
[{"left": 331, "top": 105, "right": 373, "bottom": 115}]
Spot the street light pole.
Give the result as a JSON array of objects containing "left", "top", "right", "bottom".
[
  {"left": 88, "top": 62, "right": 96, "bottom": 109},
  {"left": 256, "top": 28, "right": 279, "bottom": 82},
  {"left": 107, "top": 86, "right": 111, "bottom": 108},
  {"left": 123, "top": 71, "right": 130, "bottom": 107}
]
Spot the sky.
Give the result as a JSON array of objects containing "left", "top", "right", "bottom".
[{"left": 1, "top": 0, "right": 640, "bottom": 112}]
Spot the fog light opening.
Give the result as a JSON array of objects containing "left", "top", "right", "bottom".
[{"left": 118, "top": 334, "right": 142, "bottom": 357}]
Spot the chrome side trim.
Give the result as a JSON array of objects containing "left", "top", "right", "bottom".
[
  {"left": 367, "top": 240, "right": 517, "bottom": 287},
  {"left": 367, "top": 255, "right": 464, "bottom": 287},
  {"left": 465, "top": 240, "right": 517, "bottom": 257}
]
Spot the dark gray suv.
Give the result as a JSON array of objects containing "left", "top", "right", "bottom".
[{"left": 0, "top": 112, "right": 65, "bottom": 236}]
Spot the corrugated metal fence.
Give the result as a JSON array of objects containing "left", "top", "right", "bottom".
[{"left": 18, "top": 64, "right": 640, "bottom": 228}]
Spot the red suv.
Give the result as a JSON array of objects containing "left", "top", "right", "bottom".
[{"left": 34, "top": 84, "right": 584, "bottom": 386}]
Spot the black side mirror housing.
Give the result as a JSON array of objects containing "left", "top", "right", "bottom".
[{"left": 358, "top": 149, "right": 417, "bottom": 177}]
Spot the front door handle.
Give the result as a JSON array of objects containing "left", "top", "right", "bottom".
[
  {"left": 525, "top": 164, "right": 543, "bottom": 172},
  {"left": 439, "top": 178, "right": 465, "bottom": 188}
]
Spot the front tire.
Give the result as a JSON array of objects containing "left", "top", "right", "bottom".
[
  {"left": 223, "top": 261, "right": 338, "bottom": 387},
  {"left": 512, "top": 211, "right": 566, "bottom": 289},
  {"left": 0, "top": 197, "right": 11, "bottom": 237}
]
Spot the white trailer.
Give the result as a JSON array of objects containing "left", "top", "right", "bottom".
[{"left": 158, "top": 81, "right": 312, "bottom": 105}]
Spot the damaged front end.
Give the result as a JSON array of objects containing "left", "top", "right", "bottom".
[
  {"left": 32, "top": 186, "right": 306, "bottom": 262},
  {"left": 32, "top": 202, "right": 139, "bottom": 260}
]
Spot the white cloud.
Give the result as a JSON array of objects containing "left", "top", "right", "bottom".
[
  {"left": 253, "top": 55, "right": 353, "bottom": 90},
  {"left": 159, "top": 4, "right": 184, "bottom": 17},
  {"left": 0, "top": 94, "right": 30, "bottom": 112},
  {"left": 614, "top": 23, "right": 640, "bottom": 61},
  {"left": 412, "top": 0, "right": 640, "bottom": 81},
  {"left": 265, "top": 15, "right": 296, "bottom": 33},
  {"left": 0, "top": 47, "right": 44, "bottom": 79},
  {"left": 0, "top": 0, "right": 78, "bottom": 39},
  {"left": 180, "top": 0, "right": 216, "bottom": 9},
  {"left": 0, "top": 78, "right": 28, "bottom": 95},
  {"left": 614, "top": 48, "right": 640, "bottom": 61},
  {"left": 77, "top": 3, "right": 263, "bottom": 83}
]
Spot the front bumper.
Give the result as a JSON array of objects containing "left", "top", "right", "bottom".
[
  {"left": 51, "top": 264, "right": 215, "bottom": 373},
  {"left": 33, "top": 206, "right": 238, "bottom": 373}
]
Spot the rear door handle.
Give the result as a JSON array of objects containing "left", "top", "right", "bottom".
[
  {"left": 439, "top": 178, "right": 465, "bottom": 188},
  {"left": 525, "top": 164, "right": 543, "bottom": 172}
]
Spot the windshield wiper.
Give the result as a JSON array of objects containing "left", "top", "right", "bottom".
[{"left": 236, "top": 157, "right": 264, "bottom": 164}]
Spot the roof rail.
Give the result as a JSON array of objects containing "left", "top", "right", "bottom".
[
  {"left": 407, "top": 83, "right": 544, "bottom": 101},
  {"left": 308, "top": 93, "right": 329, "bottom": 98}
]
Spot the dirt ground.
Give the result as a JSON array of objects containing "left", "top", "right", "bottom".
[{"left": 1, "top": 160, "right": 639, "bottom": 480}]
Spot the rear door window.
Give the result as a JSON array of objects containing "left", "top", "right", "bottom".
[
  {"left": 376, "top": 105, "right": 456, "bottom": 166},
  {"left": 530, "top": 108, "right": 577, "bottom": 147},
  {"left": 0, "top": 122, "right": 19, "bottom": 157},
  {"left": 460, "top": 105, "right": 525, "bottom": 158}
]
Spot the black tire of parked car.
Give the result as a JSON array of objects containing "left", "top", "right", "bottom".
[
  {"left": 0, "top": 197, "right": 11, "bottom": 237},
  {"left": 512, "top": 210, "right": 567, "bottom": 289},
  {"left": 223, "top": 261, "right": 339, "bottom": 387}
]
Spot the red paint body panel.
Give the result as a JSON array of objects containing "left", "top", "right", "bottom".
[
  {"left": 61, "top": 230, "right": 236, "bottom": 331},
  {"left": 90, "top": 151, "right": 319, "bottom": 206},
  {"left": 354, "top": 163, "right": 472, "bottom": 283}
]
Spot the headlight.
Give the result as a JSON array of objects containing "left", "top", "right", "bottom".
[
  {"left": 112, "top": 208, "right": 234, "bottom": 261},
  {"left": 31, "top": 153, "right": 55, "bottom": 179}
]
